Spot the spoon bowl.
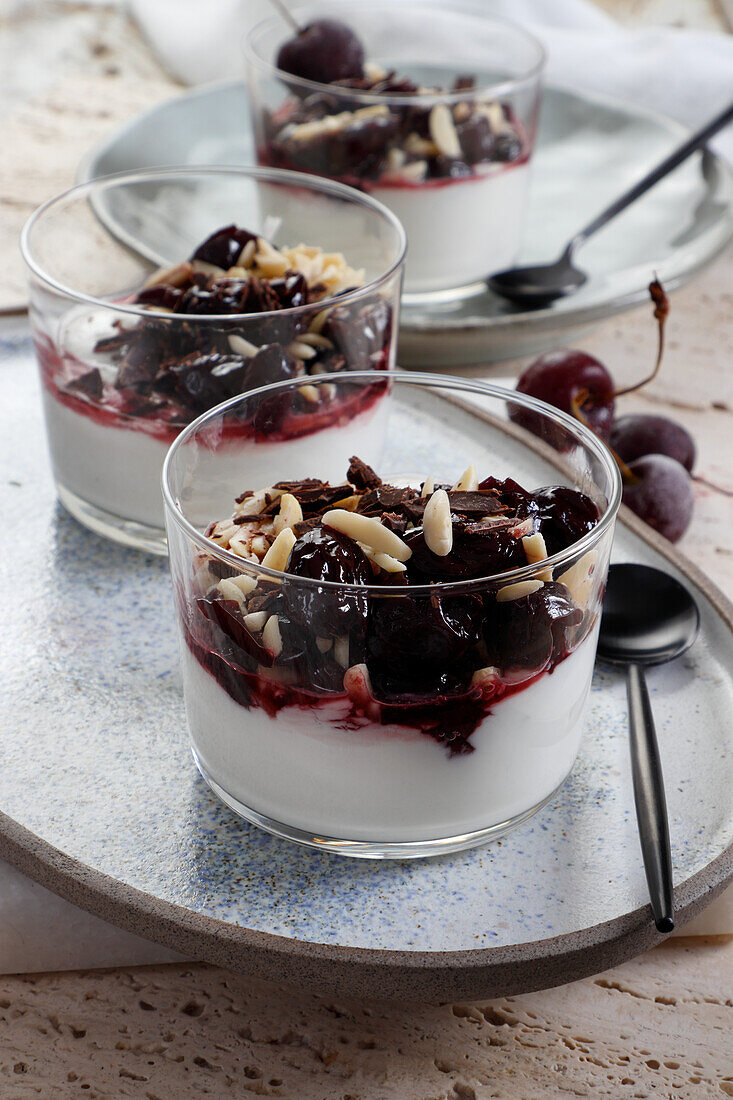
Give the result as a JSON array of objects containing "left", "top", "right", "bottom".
[
  {"left": 487, "top": 253, "right": 587, "bottom": 308},
  {"left": 598, "top": 562, "right": 701, "bottom": 666}
]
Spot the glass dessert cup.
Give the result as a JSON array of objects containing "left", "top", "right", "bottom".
[
  {"left": 163, "top": 372, "right": 621, "bottom": 858},
  {"left": 246, "top": 2, "right": 545, "bottom": 300},
  {"left": 21, "top": 166, "right": 405, "bottom": 554}
]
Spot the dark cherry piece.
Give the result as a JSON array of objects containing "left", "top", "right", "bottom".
[
  {"left": 276, "top": 19, "right": 365, "bottom": 85},
  {"left": 483, "top": 582, "right": 582, "bottom": 672},
  {"left": 286, "top": 526, "right": 373, "bottom": 636},
  {"left": 511, "top": 349, "right": 616, "bottom": 442},
  {"left": 622, "top": 455, "right": 694, "bottom": 543},
  {"left": 611, "top": 414, "right": 696, "bottom": 473}
]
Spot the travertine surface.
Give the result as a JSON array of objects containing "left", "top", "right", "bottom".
[
  {"left": 1, "top": 4, "right": 732, "bottom": 1095},
  {"left": 1, "top": 939, "right": 732, "bottom": 1098}
]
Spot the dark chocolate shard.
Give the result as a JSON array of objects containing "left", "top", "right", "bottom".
[
  {"left": 347, "top": 456, "right": 381, "bottom": 491},
  {"left": 65, "top": 368, "right": 104, "bottom": 401}
]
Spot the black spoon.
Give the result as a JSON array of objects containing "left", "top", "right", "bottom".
[
  {"left": 488, "top": 99, "right": 733, "bottom": 309},
  {"left": 597, "top": 563, "right": 700, "bottom": 933}
]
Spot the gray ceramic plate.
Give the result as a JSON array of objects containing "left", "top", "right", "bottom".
[
  {"left": 79, "top": 80, "right": 733, "bottom": 366},
  {"left": 2, "top": 333, "right": 732, "bottom": 1001}
]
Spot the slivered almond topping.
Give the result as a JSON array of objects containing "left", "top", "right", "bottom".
[
  {"left": 261, "top": 527, "right": 296, "bottom": 572},
  {"left": 454, "top": 465, "right": 479, "bottom": 492},
  {"left": 237, "top": 238, "right": 257, "bottom": 267},
  {"left": 227, "top": 573, "right": 257, "bottom": 596},
  {"left": 322, "top": 510, "right": 412, "bottom": 562},
  {"left": 299, "top": 384, "right": 320, "bottom": 404},
  {"left": 333, "top": 636, "right": 350, "bottom": 669},
  {"left": 228, "top": 334, "right": 259, "bottom": 357},
  {"left": 509, "top": 517, "right": 535, "bottom": 539},
  {"left": 371, "top": 551, "right": 407, "bottom": 573},
  {"left": 262, "top": 614, "right": 283, "bottom": 657},
  {"left": 191, "top": 259, "right": 224, "bottom": 277},
  {"left": 558, "top": 550, "right": 598, "bottom": 609},
  {"left": 298, "top": 332, "right": 334, "bottom": 350},
  {"left": 288, "top": 340, "right": 318, "bottom": 360},
  {"left": 421, "top": 476, "right": 434, "bottom": 499},
  {"left": 308, "top": 308, "right": 331, "bottom": 334},
  {"left": 243, "top": 610, "right": 268, "bottom": 632},
  {"left": 496, "top": 579, "right": 544, "bottom": 602},
  {"left": 423, "top": 488, "right": 452, "bottom": 557},
  {"left": 143, "top": 261, "right": 193, "bottom": 290},
  {"left": 217, "top": 578, "right": 247, "bottom": 606},
  {"left": 429, "top": 103, "right": 462, "bottom": 158},
  {"left": 523, "top": 531, "right": 553, "bottom": 582},
  {"left": 470, "top": 666, "right": 501, "bottom": 690},
  {"left": 274, "top": 493, "right": 303, "bottom": 535}
]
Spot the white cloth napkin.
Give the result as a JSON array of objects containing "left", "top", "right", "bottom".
[{"left": 130, "top": 0, "right": 733, "bottom": 160}]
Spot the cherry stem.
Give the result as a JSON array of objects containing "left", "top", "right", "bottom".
[
  {"left": 267, "top": 0, "right": 302, "bottom": 34},
  {"left": 571, "top": 389, "right": 639, "bottom": 485},
  {"left": 612, "top": 278, "right": 669, "bottom": 399}
]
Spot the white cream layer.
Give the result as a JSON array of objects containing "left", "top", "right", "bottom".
[
  {"left": 372, "top": 163, "right": 530, "bottom": 295},
  {"left": 182, "top": 623, "right": 599, "bottom": 843}
]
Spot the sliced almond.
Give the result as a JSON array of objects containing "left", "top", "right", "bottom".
[
  {"left": 454, "top": 465, "right": 478, "bottom": 492},
  {"left": 191, "top": 259, "right": 225, "bottom": 277},
  {"left": 323, "top": 509, "right": 412, "bottom": 562},
  {"left": 509, "top": 516, "right": 535, "bottom": 539},
  {"left": 333, "top": 635, "right": 350, "bottom": 669},
  {"left": 299, "top": 383, "right": 320, "bottom": 403},
  {"left": 143, "top": 261, "right": 193, "bottom": 290},
  {"left": 274, "top": 493, "right": 303, "bottom": 535},
  {"left": 250, "top": 534, "right": 269, "bottom": 556},
  {"left": 243, "top": 610, "right": 268, "bottom": 632},
  {"left": 429, "top": 103, "right": 462, "bottom": 158},
  {"left": 228, "top": 334, "right": 259, "bottom": 357},
  {"left": 558, "top": 550, "right": 598, "bottom": 609},
  {"left": 261, "top": 527, "right": 296, "bottom": 572},
  {"left": 217, "top": 578, "right": 246, "bottom": 607},
  {"left": 423, "top": 488, "right": 453, "bottom": 557},
  {"left": 496, "top": 579, "right": 544, "bottom": 603},
  {"left": 297, "top": 332, "right": 334, "bottom": 350},
  {"left": 522, "top": 531, "right": 553, "bottom": 582},
  {"left": 237, "top": 238, "right": 257, "bottom": 268},
  {"left": 227, "top": 573, "right": 257, "bottom": 596},
  {"left": 371, "top": 551, "right": 407, "bottom": 573},
  {"left": 262, "top": 614, "right": 283, "bottom": 657},
  {"left": 470, "top": 666, "right": 501, "bottom": 691},
  {"left": 421, "top": 476, "right": 434, "bottom": 499},
  {"left": 308, "top": 308, "right": 331, "bottom": 335}
]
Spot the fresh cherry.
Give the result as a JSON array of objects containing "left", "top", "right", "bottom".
[
  {"left": 511, "top": 350, "right": 616, "bottom": 442},
  {"left": 276, "top": 19, "right": 365, "bottom": 85},
  {"left": 622, "top": 454, "right": 693, "bottom": 543},
  {"left": 610, "top": 414, "right": 695, "bottom": 473}
]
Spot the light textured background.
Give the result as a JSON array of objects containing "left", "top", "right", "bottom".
[{"left": 1, "top": 1, "right": 732, "bottom": 1096}]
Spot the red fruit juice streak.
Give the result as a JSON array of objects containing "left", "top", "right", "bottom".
[{"left": 34, "top": 334, "right": 389, "bottom": 446}]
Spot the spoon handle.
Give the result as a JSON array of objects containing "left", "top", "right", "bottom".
[
  {"left": 626, "top": 663, "right": 674, "bottom": 933},
  {"left": 568, "top": 99, "right": 733, "bottom": 255}
]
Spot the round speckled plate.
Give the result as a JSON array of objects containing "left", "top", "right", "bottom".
[
  {"left": 78, "top": 81, "right": 733, "bottom": 365},
  {"left": 1, "top": 329, "right": 732, "bottom": 1001}
]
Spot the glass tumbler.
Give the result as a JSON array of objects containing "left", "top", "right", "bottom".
[
  {"left": 22, "top": 166, "right": 405, "bottom": 553},
  {"left": 163, "top": 371, "right": 621, "bottom": 858},
  {"left": 247, "top": 2, "right": 545, "bottom": 297}
]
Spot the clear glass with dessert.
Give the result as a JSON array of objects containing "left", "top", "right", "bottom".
[
  {"left": 163, "top": 372, "right": 622, "bottom": 857},
  {"left": 22, "top": 167, "right": 405, "bottom": 552},
  {"left": 246, "top": 2, "right": 545, "bottom": 298}
]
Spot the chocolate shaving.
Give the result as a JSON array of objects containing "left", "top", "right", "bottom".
[
  {"left": 65, "top": 368, "right": 104, "bottom": 401},
  {"left": 347, "top": 456, "right": 382, "bottom": 491}
]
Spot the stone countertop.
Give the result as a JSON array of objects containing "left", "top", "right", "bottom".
[{"left": 1, "top": 3, "right": 732, "bottom": 1096}]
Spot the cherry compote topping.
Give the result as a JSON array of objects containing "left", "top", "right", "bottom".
[
  {"left": 50, "top": 224, "right": 391, "bottom": 433},
  {"left": 187, "top": 459, "right": 601, "bottom": 755}
]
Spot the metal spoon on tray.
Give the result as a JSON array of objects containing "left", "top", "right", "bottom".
[
  {"left": 597, "top": 562, "right": 700, "bottom": 933},
  {"left": 488, "top": 100, "right": 733, "bottom": 309}
]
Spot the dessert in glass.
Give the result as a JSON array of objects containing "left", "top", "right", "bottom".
[
  {"left": 163, "top": 372, "right": 621, "bottom": 857},
  {"left": 22, "top": 167, "right": 405, "bottom": 553},
  {"left": 246, "top": 2, "right": 545, "bottom": 297}
]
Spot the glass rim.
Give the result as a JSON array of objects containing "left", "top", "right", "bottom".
[
  {"left": 20, "top": 165, "right": 407, "bottom": 324},
  {"left": 245, "top": 4, "right": 546, "bottom": 107},
  {"left": 162, "top": 370, "right": 622, "bottom": 596}
]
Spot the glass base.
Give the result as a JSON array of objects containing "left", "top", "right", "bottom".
[
  {"left": 192, "top": 746, "right": 573, "bottom": 860},
  {"left": 57, "top": 482, "right": 168, "bottom": 556}
]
